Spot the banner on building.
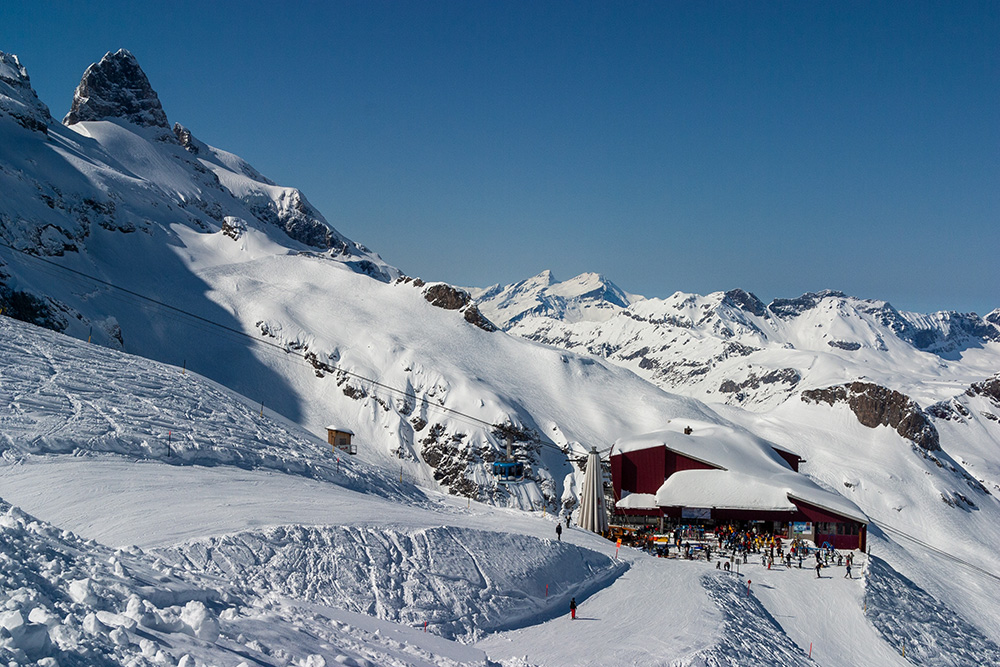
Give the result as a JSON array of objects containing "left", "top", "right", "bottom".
[{"left": 681, "top": 507, "right": 712, "bottom": 520}]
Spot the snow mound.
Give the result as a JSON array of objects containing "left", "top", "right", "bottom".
[
  {"left": 156, "top": 524, "right": 623, "bottom": 641},
  {"left": 0, "top": 498, "right": 510, "bottom": 666}
]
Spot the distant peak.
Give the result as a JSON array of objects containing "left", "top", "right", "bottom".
[
  {"left": 0, "top": 51, "right": 29, "bottom": 84},
  {"left": 723, "top": 289, "right": 768, "bottom": 318},
  {"left": 63, "top": 49, "right": 169, "bottom": 128},
  {"left": 0, "top": 50, "right": 54, "bottom": 131}
]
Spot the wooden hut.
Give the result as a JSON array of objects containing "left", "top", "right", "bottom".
[{"left": 327, "top": 425, "right": 356, "bottom": 455}]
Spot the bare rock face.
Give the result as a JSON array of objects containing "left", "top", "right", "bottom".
[
  {"left": 723, "top": 289, "right": 768, "bottom": 318},
  {"left": 802, "top": 381, "right": 940, "bottom": 451},
  {"left": 63, "top": 49, "right": 169, "bottom": 129},
  {"left": 173, "top": 122, "right": 198, "bottom": 153},
  {"left": 422, "top": 284, "right": 497, "bottom": 332},
  {"left": 967, "top": 375, "right": 1000, "bottom": 406}
]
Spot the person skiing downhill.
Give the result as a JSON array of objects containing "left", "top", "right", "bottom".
[{"left": 570, "top": 597, "right": 577, "bottom": 620}]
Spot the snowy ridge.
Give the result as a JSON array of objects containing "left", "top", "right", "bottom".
[
  {"left": 489, "top": 286, "right": 1000, "bottom": 410},
  {"left": 471, "top": 270, "right": 636, "bottom": 328}
]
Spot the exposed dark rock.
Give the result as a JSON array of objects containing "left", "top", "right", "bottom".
[
  {"left": 221, "top": 216, "right": 246, "bottom": 241},
  {"left": 0, "top": 285, "right": 68, "bottom": 333},
  {"left": 64, "top": 49, "right": 170, "bottom": 129},
  {"left": 173, "top": 123, "right": 198, "bottom": 153},
  {"left": 722, "top": 289, "right": 768, "bottom": 318},
  {"left": 463, "top": 304, "right": 497, "bottom": 331},
  {"left": 422, "top": 284, "right": 496, "bottom": 332},
  {"left": 828, "top": 340, "right": 862, "bottom": 351},
  {"left": 802, "top": 382, "right": 940, "bottom": 451},
  {"left": 719, "top": 368, "right": 801, "bottom": 395},
  {"left": 967, "top": 375, "right": 1000, "bottom": 406},
  {"left": 424, "top": 284, "right": 471, "bottom": 310},
  {"left": 769, "top": 290, "right": 847, "bottom": 319}
]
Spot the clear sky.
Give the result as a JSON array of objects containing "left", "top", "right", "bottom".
[{"left": 2, "top": 1, "right": 998, "bottom": 314}]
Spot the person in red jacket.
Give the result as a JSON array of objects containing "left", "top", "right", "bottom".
[{"left": 570, "top": 597, "right": 577, "bottom": 620}]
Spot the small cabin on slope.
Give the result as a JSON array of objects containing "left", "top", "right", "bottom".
[
  {"left": 327, "top": 425, "right": 356, "bottom": 455},
  {"left": 611, "top": 423, "right": 867, "bottom": 551}
]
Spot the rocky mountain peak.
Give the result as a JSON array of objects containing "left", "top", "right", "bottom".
[
  {"left": 722, "top": 289, "right": 768, "bottom": 318},
  {"left": 768, "top": 290, "right": 849, "bottom": 319},
  {"left": 63, "top": 49, "right": 169, "bottom": 129},
  {"left": 0, "top": 51, "right": 53, "bottom": 132}
]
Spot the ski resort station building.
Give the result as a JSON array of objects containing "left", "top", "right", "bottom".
[{"left": 611, "top": 422, "right": 868, "bottom": 551}]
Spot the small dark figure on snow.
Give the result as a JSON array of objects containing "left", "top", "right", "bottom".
[
  {"left": 556, "top": 523, "right": 562, "bottom": 541},
  {"left": 815, "top": 562, "right": 822, "bottom": 578},
  {"left": 570, "top": 597, "right": 577, "bottom": 620},
  {"left": 566, "top": 515, "right": 571, "bottom": 529},
  {"left": 845, "top": 563, "right": 852, "bottom": 579}
]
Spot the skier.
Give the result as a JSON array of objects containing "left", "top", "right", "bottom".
[
  {"left": 566, "top": 514, "right": 571, "bottom": 529},
  {"left": 570, "top": 597, "right": 577, "bottom": 620},
  {"left": 556, "top": 523, "right": 562, "bottom": 542},
  {"left": 845, "top": 562, "right": 852, "bottom": 579}
]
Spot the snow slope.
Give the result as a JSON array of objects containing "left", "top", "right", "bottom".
[{"left": 3, "top": 315, "right": 999, "bottom": 666}]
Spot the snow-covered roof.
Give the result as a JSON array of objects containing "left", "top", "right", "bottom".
[
  {"left": 612, "top": 421, "right": 867, "bottom": 524},
  {"left": 655, "top": 470, "right": 798, "bottom": 512},
  {"left": 616, "top": 493, "right": 658, "bottom": 510},
  {"left": 326, "top": 425, "right": 355, "bottom": 435}
]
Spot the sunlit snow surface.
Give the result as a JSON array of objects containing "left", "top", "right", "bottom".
[{"left": 3, "top": 316, "right": 1000, "bottom": 666}]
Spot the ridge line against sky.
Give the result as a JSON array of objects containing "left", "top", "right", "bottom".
[{"left": 2, "top": 0, "right": 998, "bottom": 314}]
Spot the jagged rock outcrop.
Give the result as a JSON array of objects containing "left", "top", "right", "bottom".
[
  {"left": 423, "top": 283, "right": 497, "bottom": 332},
  {"left": 967, "top": 375, "right": 1000, "bottom": 406},
  {"left": 723, "top": 289, "right": 768, "bottom": 318},
  {"left": 0, "top": 51, "right": 53, "bottom": 133},
  {"left": 173, "top": 122, "right": 198, "bottom": 153},
  {"left": 802, "top": 382, "right": 940, "bottom": 451},
  {"left": 63, "top": 49, "right": 170, "bottom": 129}
]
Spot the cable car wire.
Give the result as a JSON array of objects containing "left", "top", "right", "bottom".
[{"left": 0, "top": 240, "right": 577, "bottom": 459}]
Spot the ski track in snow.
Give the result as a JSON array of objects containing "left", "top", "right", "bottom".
[
  {"left": 677, "top": 573, "right": 810, "bottom": 667},
  {"left": 0, "top": 499, "right": 513, "bottom": 666},
  {"left": 864, "top": 556, "right": 1000, "bottom": 665},
  {"left": 154, "top": 525, "right": 620, "bottom": 642}
]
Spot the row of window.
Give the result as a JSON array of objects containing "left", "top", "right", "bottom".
[{"left": 815, "top": 522, "right": 861, "bottom": 536}]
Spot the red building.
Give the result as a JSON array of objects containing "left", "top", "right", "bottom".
[{"left": 611, "top": 423, "right": 867, "bottom": 551}]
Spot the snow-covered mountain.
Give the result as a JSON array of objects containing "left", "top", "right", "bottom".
[
  {"left": 0, "top": 49, "right": 725, "bottom": 512},
  {"left": 480, "top": 283, "right": 1000, "bottom": 411},
  {"left": 470, "top": 270, "right": 639, "bottom": 328},
  {"left": 4, "top": 46, "right": 1000, "bottom": 665}
]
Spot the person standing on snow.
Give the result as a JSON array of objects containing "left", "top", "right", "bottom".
[
  {"left": 570, "top": 597, "right": 577, "bottom": 620},
  {"left": 556, "top": 523, "right": 562, "bottom": 541},
  {"left": 845, "top": 562, "right": 852, "bottom": 579}
]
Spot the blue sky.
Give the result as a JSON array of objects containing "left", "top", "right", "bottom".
[{"left": 3, "top": 1, "right": 998, "bottom": 313}]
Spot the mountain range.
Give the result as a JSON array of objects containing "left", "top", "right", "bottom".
[{"left": 2, "top": 47, "right": 1000, "bottom": 664}]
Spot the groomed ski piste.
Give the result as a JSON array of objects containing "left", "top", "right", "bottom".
[{"left": 4, "top": 316, "right": 1000, "bottom": 666}]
